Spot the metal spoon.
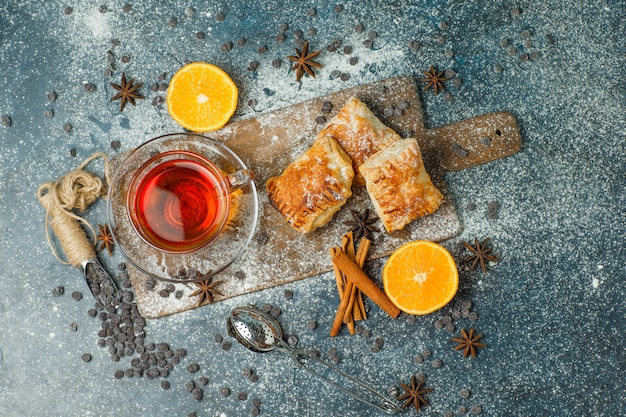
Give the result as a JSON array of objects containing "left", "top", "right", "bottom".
[{"left": 227, "top": 305, "right": 401, "bottom": 414}]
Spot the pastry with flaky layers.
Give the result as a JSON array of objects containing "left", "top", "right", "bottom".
[
  {"left": 266, "top": 136, "right": 355, "bottom": 233},
  {"left": 358, "top": 138, "right": 443, "bottom": 233},
  {"left": 317, "top": 96, "right": 401, "bottom": 186}
]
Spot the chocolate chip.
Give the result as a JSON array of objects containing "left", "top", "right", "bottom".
[
  {"left": 438, "top": 21, "right": 449, "bottom": 31},
  {"left": 161, "top": 381, "right": 170, "bottom": 390},
  {"left": 283, "top": 290, "right": 293, "bottom": 299},
  {"left": 248, "top": 373, "right": 259, "bottom": 383},
  {"left": 315, "top": 115, "right": 326, "bottom": 124},
  {"left": 257, "top": 46, "right": 268, "bottom": 54},
  {"left": 159, "top": 289, "right": 169, "bottom": 298},
  {"left": 72, "top": 291, "right": 82, "bottom": 301},
  {"left": 362, "top": 39, "right": 373, "bottom": 48},
  {"left": 436, "top": 35, "right": 446, "bottom": 44},
  {"left": 237, "top": 392, "right": 248, "bottom": 401},
  {"left": 488, "top": 201, "right": 500, "bottom": 219},
  {"left": 444, "top": 50, "right": 455, "bottom": 59},
  {"left": 221, "top": 341, "right": 231, "bottom": 351},
  {"left": 451, "top": 143, "right": 468, "bottom": 158},
  {"left": 53, "top": 286, "right": 65, "bottom": 297},
  {"left": 187, "top": 363, "right": 200, "bottom": 373},
  {"left": 220, "top": 387, "right": 231, "bottom": 396},
  {"left": 334, "top": 4, "right": 344, "bottom": 13},
  {"left": 306, "top": 8, "right": 316, "bottom": 17},
  {"left": 354, "top": 23, "right": 364, "bottom": 33},
  {"left": 192, "top": 388, "right": 203, "bottom": 401},
  {"left": 507, "top": 46, "right": 517, "bottom": 55},
  {"left": 213, "top": 334, "right": 223, "bottom": 343},
  {"left": 122, "top": 3, "right": 132, "bottom": 12},
  {"left": 521, "top": 30, "right": 531, "bottom": 39},
  {"left": 270, "top": 307, "right": 281, "bottom": 318},
  {"left": 215, "top": 11, "right": 225, "bottom": 22},
  {"left": 445, "top": 323, "right": 456, "bottom": 333},
  {"left": 408, "top": 40, "right": 421, "bottom": 50},
  {"left": 421, "top": 349, "right": 432, "bottom": 359},
  {"left": 1, "top": 116, "right": 11, "bottom": 127},
  {"left": 114, "top": 369, "right": 124, "bottom": 379},
  {"left": 460, "top": 388, "right": 471, "bottom": 398},
  {"left": 275, "top": 33, "right": 286, "bottom": 43},
  {"left": 511, "top": 7, "right": 521, "bottom": 17},
  {"left": 307, "top": 27, "right": 317, "bottom": 36},
  {"left": 64, "top": 6, "right": 73, "bottom": 15},
  {"left": 340, "top": 73, "right": 350, "bottom": 81},
  {"left": 69, "top": 322, "right": 78, "bottom": 331},
  {"left": 247, "top": 61, "right": 260, "bottom": 71},
  {"left": 175, "top": 348, "right": 187, "bottom": 357},
  {"left": 471, "top": 405, "right": 483, "bottom": 414},
  {"left": 168, "top": 18, "right": 178, "bottom": 27},
  {"left": 221, "top": 42, "right": 233, "bottom": 52},
  {"left": 287, "top": 335, "right": 298, "bottom": 346},
  {"left": 81, "top": 353, "right": 92, "bottom": 362},
  {"left": 197, "top": 376, "right": 208, "bottom": 386},
  {"left": 458, "top": 405, "right": 469, "bottom": 414},
  {"left": 236, "top": 38, "right": 246, "bottom": 47},
  {"left": 195, "top": 32, "right": 205, "bottom": 40},
  {"left": 432, "top": 358, "right": 443, "bottom": 368},
  {"left": 499, "top": 38, "right": 509, "bottom": 48},
  {"left": 306, "top": 320, "right": 317, "bottom": 330},
  {"left": 185, "top": 381, "right": 195, "bottom": 392},
  {"left": 414, "top": 354, "right": 424, "bottom": 364},
  {"left": 293, "top": 29, "right": 303, "bottom": 38},
  {"left": 44, "top": 110, "right": 54, "bottom": 119},
  {"left": 493, "top": 64, "right": 503, "bottom": 74},
  {"left": 185, "top": 7, "right": 195, "bottom": 16},
  {"left": 469, "top": 312, "right": 479, "bottom": 322}
]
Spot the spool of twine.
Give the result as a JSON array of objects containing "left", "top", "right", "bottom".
[{"left": 37, "top": 152, "right": 111, "bottom": 267}]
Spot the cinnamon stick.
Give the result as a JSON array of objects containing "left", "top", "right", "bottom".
[
  {"left": 329, "top": 246, "right": 344, "bottom": 298},
  {"left": 340, "top": 232, "right": 356, "bottom": 334},
  {"left": 330, "top": 281, "right": 353, "bottom": 337},
  {"left": 332, "top": 250, "right": 401, "bottom": 319}
]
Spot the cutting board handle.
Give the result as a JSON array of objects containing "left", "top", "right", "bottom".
[{"left": 422, "top": 111, "right": 522, "bottom": 172}]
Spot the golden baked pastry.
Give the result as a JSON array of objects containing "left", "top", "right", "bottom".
[
  {"left": 266, "top": 136, "right": 355, "bottom": 233},
  {"left": 317, "top": 96, "right": 401, "bottom": 186},
  {"left": 358, "top": 138, "right": 443, "bottom": 233}
]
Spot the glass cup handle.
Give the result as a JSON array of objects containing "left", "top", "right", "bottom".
[{"left": 226, "top": 169, "right": 253, "bottom": 192}]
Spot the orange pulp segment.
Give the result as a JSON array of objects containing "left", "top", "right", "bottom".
[
  {"left": 166, "top": 62, "right": 238, "bottom": 132},
  {"left": 382, "top": 240, "right": 458, "bottom": 315}
]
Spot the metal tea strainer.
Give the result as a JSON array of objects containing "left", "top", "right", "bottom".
[{"left": 227, "top": 305, "right": 401, "bottom": 414}]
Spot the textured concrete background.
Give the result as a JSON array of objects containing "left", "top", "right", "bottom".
[{"left": 0, "top": 1, "right": 624, "bottom": 416}]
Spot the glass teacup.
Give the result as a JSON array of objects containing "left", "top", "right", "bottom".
[{"left": 107, "top": 133, "right": 258, "bottom": 282}]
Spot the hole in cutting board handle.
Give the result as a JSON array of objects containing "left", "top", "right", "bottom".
[{"left": 495, "top": 129, "right": 502, "bottom": 136}]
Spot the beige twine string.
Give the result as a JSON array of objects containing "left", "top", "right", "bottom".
[{"left": 37, "top": 152, "right": 111, "bottom": 267}]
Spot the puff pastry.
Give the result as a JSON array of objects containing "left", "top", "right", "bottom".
[
  {"left": 317, "top": 96, "right": 401, "bottom": 186},
  {"left": 266, "top": 136, "right": 354, "bottom": 233},
  {"left": 358, "top": 138, "right": 443, "bottom": 233}
]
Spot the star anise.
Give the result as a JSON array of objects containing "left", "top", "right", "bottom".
[
  {"left": 343, "top": 208, "right": 378, "bottom": 242},
  {"left": 398, "top": 374, "right": 434, "bottom": 412},
  {"left": 287, "top": 40, "right": 322, "bottom": 82},
  {"left": 451, "top": 328, "right": 487, "bottom": 358},
  {"left": 110, "top": 72, "right": 145, "bottom": 111},
  {"left": 463, "top": 237, "right": 498, "bottom": 273},
  {"left": 189, "top": 276, "right": 223, "bottom": 307},
  {"left": 420, "top": 66, "right": 447, "bottom": 95},
  {"left": 96, "top": 224, "right": 117, "bottom": 257}
]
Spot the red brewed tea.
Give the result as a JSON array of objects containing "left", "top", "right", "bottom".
[{"left": 131, "top": 158, "right": 230, "bottom": 252}]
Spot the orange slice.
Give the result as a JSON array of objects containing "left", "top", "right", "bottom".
[
  {"left": 382, "top": 240, "right": 458, "bottom": 315},
  {"left": 166, "top": 62, "right": 238, "bottom": 132}
]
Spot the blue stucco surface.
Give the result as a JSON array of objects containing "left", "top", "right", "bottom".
[{"left": 0, "top": 1, "right": 624, "bottom": 416}]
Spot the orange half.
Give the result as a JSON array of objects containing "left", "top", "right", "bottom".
[
  {"left": 166, "top": 62, "right": 238, "bottom": 132},
  {"left": 383, "top": 240, "right": 458, "bottom": 315}
]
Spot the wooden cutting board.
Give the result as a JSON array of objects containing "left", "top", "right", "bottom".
[{"left": 118, "top": 76, "right": 521, "bottom": 318}]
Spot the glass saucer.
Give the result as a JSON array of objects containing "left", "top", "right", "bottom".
[{"left": 107, "top": 133, "right": 258, "bottom": 283}]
